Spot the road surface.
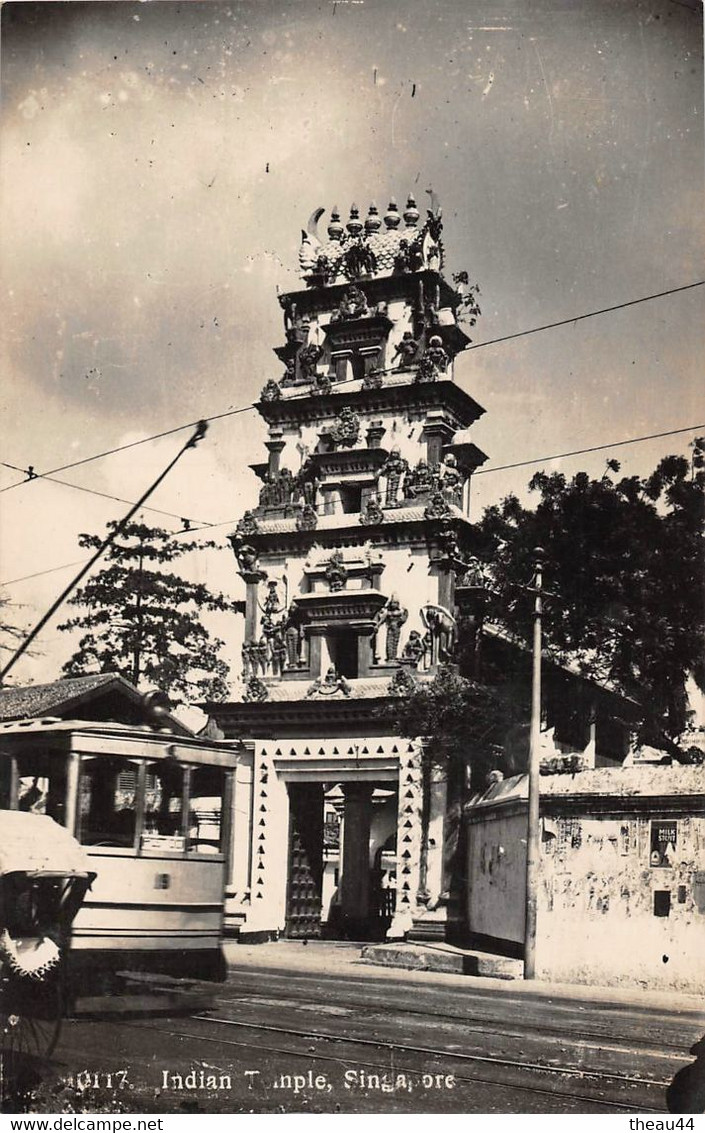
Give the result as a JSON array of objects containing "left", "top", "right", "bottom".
[{"left": 5, "top": 951, "right": 704, "bottom": 1114}]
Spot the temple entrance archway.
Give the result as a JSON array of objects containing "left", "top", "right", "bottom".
[{"left": 283, "top": 779, "right": 398, "bottom": 942}]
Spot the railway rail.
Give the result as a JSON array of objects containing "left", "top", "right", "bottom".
[{"left": 125, "top": 1008, "right": 674, "bottom": 1113}]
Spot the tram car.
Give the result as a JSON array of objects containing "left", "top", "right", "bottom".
[{"left": 0, "top": 716, "right": 241, "bottom": 989}]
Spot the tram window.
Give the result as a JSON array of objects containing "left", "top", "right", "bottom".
[
  {"left": 143, "top": 760, "right": 185, "bottom": 844},
  {"left": 16, "top": 752, "right": 67, "bottom": 824},
  {"left": 78, "top": 757, "right": 137, "bottom": 847},
  {"left": 188, "top": 766, "right": 225, "bottom": 855}
]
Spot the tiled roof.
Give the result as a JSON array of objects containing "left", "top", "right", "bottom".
[
  {"left": 308, "top": 228, "right": 417, "bottom": 283},
  {"left": 0, "top": 673, "right": 132, "bottom": 721}
]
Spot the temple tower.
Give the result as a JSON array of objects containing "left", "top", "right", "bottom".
[{"left": 212, "top": 195, "right": 488, "bottom": 942}]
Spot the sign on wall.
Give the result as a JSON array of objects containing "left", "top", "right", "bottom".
[{"left": 650, "top": 820, "right": 677, "bottom": 868}]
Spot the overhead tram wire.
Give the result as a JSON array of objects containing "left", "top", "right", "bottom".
[
  {"left": 474, "top": 423, "right": 705, "bottom": 476},
  {"left": 1, "top": 278, "right": 702, "bottom": 495},
  {"left": 2, "top": 420, "right": 703, "bottom": 593},
  {"left": 0, "top": 420, "right": 209, "bottom": 683},
  {"left": 0, "top": 461, "right": 214, "bottom": 529}
]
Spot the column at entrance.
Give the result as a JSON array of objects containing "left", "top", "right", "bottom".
[{"left": 339, "top": 783, "right": 373, "bottom": 938}]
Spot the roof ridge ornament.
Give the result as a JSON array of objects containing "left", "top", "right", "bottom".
[
  {"left": 384, "top": 198, "right": 401, "bottom": 230},
  {"left": 403, "top": 193, "right": 420, "bottom": 228}
]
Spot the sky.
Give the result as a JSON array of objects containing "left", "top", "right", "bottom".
[{"left": 0, "top": 0, "right": 703, "bottom": 688}]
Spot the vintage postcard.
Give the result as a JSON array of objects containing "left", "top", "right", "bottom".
[{"left": 0, "top": 0, "right": 703, "bottom": 1119}]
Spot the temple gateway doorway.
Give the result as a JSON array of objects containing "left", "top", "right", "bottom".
[{"left": 284, "top": 780, "right": 398, "bottom": 942}]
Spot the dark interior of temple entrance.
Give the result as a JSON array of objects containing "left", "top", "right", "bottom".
[{"left": 284, "top": 780, "right": 398, "bottom": 942}]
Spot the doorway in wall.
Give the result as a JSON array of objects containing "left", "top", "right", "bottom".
[{"left": 284, "top": 780, "right": 398, "bottom": 941}]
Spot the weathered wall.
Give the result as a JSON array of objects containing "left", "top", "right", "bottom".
[
  {"left": 465, "top": 765, "right": 705, "bottom": 992},
  {"left": 466, "top": 777, "right": 527, "bottom": 948},
  {"left": 537, "top": 766, "right": 705, "bottom": 992}
]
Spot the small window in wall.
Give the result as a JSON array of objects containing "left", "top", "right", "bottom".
[
  {"left": 328, "top": 631, "right": 359, "bottom": 678},
  {"left": 650, "top": 820, "right": 677, "bottom": 868},
  {"left": 339, "top": 485, "right": 362, "bottom": 514},
  {"left": 142, "top": 760, "right": 185, "bottom": 850},
  {"left": 187, "top": 765, "right": 225, "bottom": 855},
  {"left": 653, "top": 890, "right": 671, "bottom": 917},
  {"left": 78, "top": 757, "right": 137, "bottom": 847}
]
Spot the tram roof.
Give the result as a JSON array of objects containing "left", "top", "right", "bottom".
[{"left": 0, "top": 717, "right": 243, "bottom": 767}]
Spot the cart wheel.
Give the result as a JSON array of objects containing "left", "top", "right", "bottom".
[{"left": 0, "top": 968, "right": 63, "bottom": 1073}]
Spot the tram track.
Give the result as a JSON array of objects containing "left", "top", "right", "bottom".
[
  {"left": 123, "top": 1011, "right": 671, "bottom": 1113},
  {"left": 222, "top": 965, "right": 705, "bottom": 1053},
  {"left": 209, "top": 988, "right": 697, "bottom": 1059}
]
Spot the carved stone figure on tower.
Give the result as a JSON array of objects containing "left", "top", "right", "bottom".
[
  {"left": 256, "top": 637, "right": 270, "bottom": 676},
  {"left": 401, "top": 629, "right": 425, "bottom": 668},
  {"left": 404, "top": 459, "right": 433, "bottom": 500},
  {"left": 312, "top": 372, "right": 332, "bottom": 396},
  {"left": 270, "top": 626, "right": 287, "bottom": 677},
  {"left": 376, "top": 594, "right": 409, "bottom": 661},
  {"left": 296, "top": 463, "right": 320, "bottom": 508},
  {"left": 359, "top": 494, "right": 385, "bottom": 526},
  {"left": 296, "top": 504, "right": 318, "bottom": 531},
  {"left": 331, "top": 406, "right": 360, "bottom": 448},
  {"left": 298, "top": 342, "right": 324, "bottom": 380},
  {"left": 233, "top": 541, "right": 258, "bottom": 573},
  {"left": 341, "top": 238, "right": 377, "bottom": 281},
  {"left": 336, "top": 285, "right": 369, "bottom": 320},
  {"left": 280, "top": 358, "right": 296, "bottom": 386},
  {"left": 439, "top": 453, "right": 463, "bottom": 505},
  {"left": 306, "top": 666, "right": 351, "bottom": 698},
  {"left": 380, "top": 447, "right": 409, "bottom": 506},
  {"left": 388, "top": 665, "right": 417, "bottom": 697},
  {"left": 416, "top": 335, "right": 448, "bottom": 383},
  {"left": 261, "top": 579, "right": 282, "bottom": 617},
  {"left": 260, "top": 379, "right": 282, "bottom": 403},
  {"left": 424, "top": 491, "right": 453, "bottom": 520},
  {"left": 283, "top": 602, "right": 302, "bottom": 669},
  {"left": 234, "top": 510, "right": 259, "bottom": 538},
  {"left": 421, "top": 604, "right": 457, "bottom": 663},
  {"left": 392, "top": 331, "right": 419, "bottom": 369},
  {"left": 325, "top": 550, "right": 348, "bottom": 592}
]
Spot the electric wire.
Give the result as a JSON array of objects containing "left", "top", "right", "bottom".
[
  {"left": 0, "top": 461, "right": 214, "bottom": 528},
  {"left": 1, "top": 278, "right": 702, "bottom": 493},
  {"left": 1, "top": 421, "right": 703, "bottom": 590}
]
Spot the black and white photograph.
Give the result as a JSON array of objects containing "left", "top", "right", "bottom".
[{"left": 0, "top": 0, "right": 703, "bottom": 1118}]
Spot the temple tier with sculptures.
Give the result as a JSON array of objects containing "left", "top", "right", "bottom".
[{"left": 210, "top": 193, "right": 493, "bottom": 944}]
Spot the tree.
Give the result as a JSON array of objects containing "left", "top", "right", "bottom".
[
  {"left": 59, "top": 520, "right": 236, "bottom": 703},
  {"left": 475, "top": 452, "right": 705, "bottom": 751},
  {"left": 388, "top": 665, "right": 521, "bottom": 785},
  {"left": 386, "top": 666, "right": 525, "bottom": 930},
  {"left": 0, "top": 591, "right": 31, "bottom": 666}
]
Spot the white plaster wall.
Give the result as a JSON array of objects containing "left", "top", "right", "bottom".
[
  {"left": 425, "top": 771, "right": 448, "bottom": 904},
  {"left": 238, "top": 740, "right": 290, "bottom": 936},
  {"left": 536, "top": 812, "right": 705, "bottom": 993},
  {"left": 466, "top": 809, "right": 527, "bottom": 946}
]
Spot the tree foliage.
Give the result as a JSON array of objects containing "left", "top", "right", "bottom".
[
  {"left": 59, "top": 521, "right": 235, "bottom": 703},
  {"left": 388, "top": 665, "right": 524, "bottom": 787},
  {"left": 475, "top": 452, "right": 705, "bottom": 745},
  {"left": 0, "top": 591, "right": 30, "bottom": 662}
]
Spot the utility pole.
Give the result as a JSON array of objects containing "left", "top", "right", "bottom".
[{"left": 524, "top": 547, "right": 544, "bottom": 979}]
